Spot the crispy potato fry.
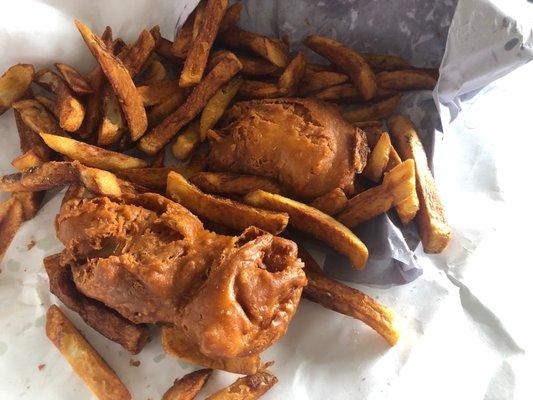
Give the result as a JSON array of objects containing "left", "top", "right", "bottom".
[
  {"left": 137, "top": 80, "right": 182, "bottom": 106},
  {"left": 343, "top": 94, "right": 401, "bottom": 123},
  {"left": 167, "top": 171, "right": 288, "bottom": 234},
  {"left": 0, "top": 197, "right": 23, "bottom": 262},
  {"left": 147, "top": 90, "right": 188, "bottom": 126},
  {"left": 119, "top": 29, "right": 156, "bottom": 77},
  {"left": 142, "top": 58, "right": 167, "bottom": 85},
  {"left": 387, "top": 115, "right": 450, "bottom": 250},
  {"left": 377, "top": 70, "right": 437, "bottom": 91},
  {"left": 14, "top": 108, "right": 49, "bottom": 155},
  {"left": 353, "top": 121, "right": 383, "bottom": 147},
  {"left": 244, "top": 190, "right": 368, "bottom": 269},
  {"left": 162, "top": 369, "right": 212, "bottom": 400},
  {"left": 12, "top": 191, "right": 44, "bottom": 221},
  {"left": 34, "top": 68, "right": 86, "bottom": 132},
  {"left": 309, "top": 188, "right": 348, "bottom": 215},
  {"left": 180, "top": 0, "right": 229, "bottom": 87},
  {"left": 11, "top": 148, "right": 46, "bottom": 171},
  {"left": 55, "top": 63, "right": 94, "bottom": 95},
  {"left": 139, "top": 52, "right": 242, "bottom": 155},
  {"left": 161, "top": 326, "right": 261, "bottom": 375},
  {"left": 40, "top": 133, "right": 148, "bottom": 171},
  {"left": 305, "top": 62, "right": 334, "bottom": 73},
  {"left": 222, "top": 26, "right": 288, "bottom": 67},
  {"left": 231, "top": 52, "right": 280, "bottom": 76},
  {"left": 12, "top": 99, "right": 68, "bottom": 138},
  {"left": 304, "top": 35, "right": 376, "bottom": 100},
  {"left": 75, "top": 20, "right": 147, "bottom": 141},
  {"left": 278, "top": 51, "right": 307, "bottom": 96},
  {"left": 299, "top": 249, "right": 399, "bottom": 345},
  {"left": 298, "top": 71, "right": 349, "bottom": 96},
  {"left": 79, "top": 167, "right": 123, "bottom": 198},
  {"left": 98, "top": 88, "right": 125, "bottom": 146},
  {"left": 0, "top": 64, "right": 34, "bottom": 116},
  {"left": 219, "top": 2, "right": 243, "bottom": 33},
  {"left": 205, "top": 371, "right": 278, "bottom": 400},
  {"left": 190, "top": 172, "right": 282, "bottom": 196},
  {"left": 171, "top": 1, "right": 206, "bottom": 58},
  {"left": 117, "top": 166, "right": 199, "bottom": 189},
  {"left": 35, "top": 95, "right": 59, "bottom": 118},
  {"left": 360, "top": 53, "right": 411, "bottom": 71},
  {"left": 172, "top": 120, "right": 201, "bottom": 161},
  {"left": 385, "top": 145, "right": 402, "bottom": 171},
  {"left": 362, "top": 132, "right": 392, "bottom": 182},
  {"left": 336, "top": 159, "right": 417, "bottom": 227},
  {"left": 46, "top": 305, "right": 132, "bottom": 400},
  {"left": 44, "top": 254, "right": 149, "bottom": 354},
  {"left": 79, "top": 67, "right": 105, "bottom": 138},
  {"left": 0, "top": 161, "right": 79, "bottom": 192},
  {"left": 200, "top": 77, "right": 242, "bottom": 139},
  {"left": 238, "top": 80, "right": 281, "bottom": 99},
  {"left": 314, "top": 83, "right": 395, "bottom": 103}
]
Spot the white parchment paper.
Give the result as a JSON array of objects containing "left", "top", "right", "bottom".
[{"left": 1, "top": 0, "right": 533, "bottom": 399}]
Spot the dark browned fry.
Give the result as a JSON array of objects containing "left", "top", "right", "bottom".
[
  {"left": 119, "top": 29, "right": 156, "bottom": 77},
  {"left": 142, "top": 58, "right": 167, "bottom": 85},
  {"left": 232, "top": 52, "right": 280, "bottom": 76},
  {"left": 171, "top": 1, "right": 206, "bottom": 58},
  {"left": 314, "top": 83, "right": 395, "bottom": 103},
  {"left": 0, "top": 162, "right": 79, "bottom": 192},
  {"left": 147, "top": 90, "right": 188, "bottom": 126},
  {"left": 55, "top": 63, "right": 94, "bottom": 94},
  {"left": 162, "top": 369, "right": 212, "bottom": 400},
  {"left": 190, "top": 172, "right": 282, "bottom": 196},
  {"left": 278, "top": 51, "right": 307, "bottom": 96},
  {"left": 377, "top": 70, "right": 437, "bottom": 91},
  {"left": 0, "top": 197, "right": 23, "bottom": 262},
  {"left": 204, "top": 371, "right": 278, "bottom": 399},
  {"left": 117, "top": 166, "right": 201, "bottom": 189},
  {"left": 360, "top": 53, "right": 411, "bottom": 71},
  {"left": 343, "top": 94, "right": 402, "bottom": 123},
  {"left": 0, "top": 64, "right": 34, "bottom": 116},
  {"left": 12, "top": 99, "right": 68, "bottom": 139},
  {"left": 238, "top": 80, "right": 282, "bottom": 99},
  {"left": 219, "top": 2, "right": 243, "bottom": 33}
]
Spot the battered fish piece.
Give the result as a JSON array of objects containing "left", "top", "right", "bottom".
[{"left": 207, "top": 98, "right": 368, "bottom": 199}]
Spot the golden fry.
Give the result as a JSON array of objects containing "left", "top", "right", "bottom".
[
  {"left": 0, "top": 197, "right": 23, "bottom": 262},
  {"left": 238, "top": 80, "right": 281, "bottom": 99},
  {"left": 0, "top": 64, "right": 34, "bottom": 116},
  {"left": 79, "top": 167, "right": 123, "bottom": 198},
  {"left": 119, "top": 29, "right": 156, "bottom": 77},
  {"left": 343, "top": 94, "right": 401, "bottom": 123},
  {"left": 385, "top": 145, "right": 402, "bottom": 171},
  {"left": 377, "top": 69, "right": 437, "bottom": 91},
  {"left": 362, "top": 132, "right": 391, "bottom": 182},
  {"left": 278, "top": 51, "right": 307, "bottom": 96},
  {"left": 11, "top": 148, "right": 46, "bottom": 171},
  {"left": 360, "top": 53, "right": 411, "bottom": 71},
  {"left": 171, "top": 120, "right": 201, "bottom": 161},
  {"left": 162, "top": 369, "right": 212, "bottom": 400},
  {"left": 190, "top": 172, "right": 282, "bottom": 196},
  {"left": 12, "top": 99, "right": 67, "bottom": 138},
  {"left": 205, "top": 371, "right": 277, "bottom": 400},
  {"left": 298, "top": 71, "right": 349, "bottom": 96},
  {"left": 309, "top": 188, "right": 348, "bottom": 215},
  {"left": 98, "top": 87, "right": 125, "bottom": 146},
  {"left": 0, "top": 162, "right": 79, "bottom": 193},
  {"left": 117, "top": 166, "right": 200, "bottom": 189},
  {"left": 137, "top": 80, "right": 182, "bottom": 106},
  {"left": 55, "top": 63, "right": 94, "bottom": 94}
]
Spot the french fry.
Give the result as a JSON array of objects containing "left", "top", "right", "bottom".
[
  {"left": 385, "top": 145, "right": 402, "bottom": 171},
  {"left": 200, "top": 77, "right": 242, "bottom": 139},
  {"left": 222, "top": 26, "right": 288, "bottom": 67},
  {"left": 0, "top": 197, "right": 23, "bottom": 262},
  {"left": 298, "top": 71, "right": 349, "bottom": 96},
  {"left": 377, "top": 70, "right": 437, "bottom": 91},
  {"left": 360, "top": 53, "right": 411, "bottom": 71},
  {"left": 219, "top": 2, "right": 243, "bottom": 33},
  {"left": 304, "top": 35, "right": 376, "bottom": 100},
  {"left": 55, "top": 63, "right": 94, "bottom": 95},
  {"left": 167, "top": 171, "right": 288, "bottom": 234},
  {"left": 78, "top": 167, "right": 123, "bottom": 198},
  {"left": 12, "top": 99, "right": 68, "bottom": 138},
  {"left": 162, "top": 369, "right": 212, "bottom": 400},
  {"left": 190, "top": 172, "right": 282, "bottom": 196},
  {"left": 147, "top": 90, "right": 188, "bottom": 126},
  {"left": 205, "top": 371, "right": 277, "bottom": 400},
  {"left": 238, "top": 80, "right": 281, "bottom": 99},
  {"left": 314, "top": 83, "right": 395, "bottom": 103},
  {"left": 40, "top": 133, "right": 149, "bottom": 171},
  {"left": 299, "top": 249, "right": 399, "bottom": 346},
  {"left": 161, "top": 326, "right": 261, "bottom": 375},
  {"left": 35, "top": 95, "right": 59, "bottom": 118},
  {"left": 11, "top": 148, "right": 46, "bottom": 171},
  {"left": 171, "top": 120, "right": 201, "bottom": 161},
  {"left": 14, "top": 107, "right": 48, "bottom": 155},
  {"left": 75, "top": 20, "right": 148, "bottom": 141},
  {"left": 343, "top": 94, "right": 401, "bottom": 123},
  {"left": 46, "top": 305, "right": 132, "bottom": 400},
  {"left": 118, "top": 29, "right": 156, "bottom": 77},
  {"left": 233, "top": 52, "right": 280, "bottom": 76},
  {"left": 0, "top": 64, "right": 34, "bottom": 116},
  {"left": 362, "top": 132, "right": 392, "bottom": 182},
  {"left": 137, "top": 80, "right": 182, "bottom": 106},
  {"left": 44, "top": 254, "right": 149, "bottom": 354},
  {"left": 117, "top": 166, "right": 200, "bottom": 189},
  {"left": 0, "top": 162, "right": 79, "bottom": 192},
  {"left": 309, "top": 188, "right": 347, "bottom": 215},
  {"left": 12, "top": 191, "right": 44, "bottom": 221},
  {"left": 387, "top": 115, "right": 450, "bottom": 250},
  {"left": 142, "top": 58, "right": 167, "bottom": 85},
  {"left": 244, "top": 190, "right": 368, "bottom": 269},
  {"left": 336, "top": 159, "right": 418, "bottom": 227},
  {"left": 151, "top": 150, "right": 166, "bottom": 167},
  {"left": 278, "top": 51, "right": 307, "bottom": 96},
  {"left": 34, "top": 68, "right": 86, "bottom": 132},
  {"left": 171, "top": 1, "right": 206, "bottom": 58},
  {"left": 180, "top": 0, "right": 229, "bottom": 87},
  {"left": 139, "top": 52, "right": 242, "bottom": 155},
  {"left": 97, "top": 88, "right": 125, "bottom": 146},
  {"left": 306, "top": 62, "right": 334, "bottom": 73},
  {"left": 353, "top": 121, "right": 383, "bottom": 148}
]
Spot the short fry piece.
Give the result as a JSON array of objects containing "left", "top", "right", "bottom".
[
  {"left": 11, "top": 148, "right": 47, "bottom": 171},
  {"left": 387, "top": 115, "right": 450, "bottom": 251},
  {"left": 309, "top": 188, "right": 347, "bottom": 216},
  {"left": 46, "top": 305, "right": 132, "bottom": 400},
  {"left": 200, "top": 77, "right": 242, "bottom": 139},
  {"left": 162, "top": 369, "right": 212, "bottom": 400},
  {"left": 40, "top": 133, "right": 148, "bottom": 171},
  {"left": 190, "top": 172, "right": 282, "bottom": 196},
  {"left": 362, "top": 132, "right": 392, "bottom": 182},
  {"left": 0, "top": 64, "right": 34, "bottom": 116},
  {"left": 304, "top": 35, "right": 376, "bottom": 100},
  {"left": 0, "top": 197, "right": 23, "bottom": 261},
  {"left": 13, "top": 99, "right": 68, "bottom": 138},
  {"left": 167, "top": 171, "right": 288, "bottom": 234},
  {"left": 98, "top": 88, "right": 125, "bottom": 146},
  {"left": 205, "top": 371, "right": 277, "bottom": 400},
  {"left": 343, "top": 94, "right": 401, "bottom": 123},
  {"left": 377, "top": 70, "right": 437, "bottom": 91},
  {"left": 278, "top": 51, "right": 307, "bottom": 96},
  {"left": 298, "top": 71, "right": 349, "bottom": 96},
  {"left": 244, "top": 190, "right": 368, "bottom": 269},
  {"left": 137, "top": 80, "right": 182, "bottom": 106},
  {"left": 172, "top": 120, "right": 201, "bottom": 161},
  {"left": 238, "top": 80, "right": 281, "bottom": 99},
  {"left": 55, "top": 63, "right": 94, "bottom": 94},
  {"left": 117, "top": 166, "right": 200, "bottom": 189},
  {"left": 360, "top": 53, "right": 411, "bottom": 71}
]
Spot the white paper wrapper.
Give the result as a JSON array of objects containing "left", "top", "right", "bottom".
[{"left": 1, "top": 0, "right": 533, "bottom": 399}]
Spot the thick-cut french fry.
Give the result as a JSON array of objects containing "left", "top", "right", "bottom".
[
  {"left": 190, "top": 172, "right": 282, "bottom": 196},
  {"left": 79, "top": 167, "right": 123, "bottom": 198},
  {"left": 75, "top": 20, "right": 147, "bottom": 141},
  {"left": 46, "top": 305, "right": 132, "bottom": 400},
  {"left": 309, "top": 188, "right": 348, "bottom": 215},
  {"left": 137, "top": 80, "right": 182, "bottom": 106},
  {"left": 298, "top": 71, "right": 349, "bottom": 96},
  {"left": 238, "top": 80, "right": 281, "bottom": 99},
  {"left": 377, "top": 70, "right": 437, "bottom": 91},
  {"left": 40, "top": 133, "right": 148, "bottom": 171},
  {"left": 119, "top": 29, "right": 156, "bottom": 78},
  {"left": 167, "top": 171, "right": 288, "bottom": 234},
  {"left": 278, "top": 51, "right": 307, "bottom": 96},
  {"left": 139, "top": 52, "right": 242, "bottom": 155},
  {"left": 387, "top": 115, "right": 450, "bottom": 250},
  {"left": 0, "top": 64, "right": 34, "bottom": 116},
  {"left": 180, "top": 0, "right": 229, "bottom": 87},
  {"left": 98, "top": 88, "right": 125, "bottom": 146},
  {"left": 219, "top": 2, "right": 243, "bottom": 33},
  {"left": 304, "top": 35, "right": 376, "bottom": 100},
  {"left": 11, "top": 148, "right": 46, "bottom": 171},
  {"left": 360, "top": 53, "right": 411, "bottom": 71},
  {"left": 12, "top": 99, "right": 68, "bottom": 138},
  {"left": 232, "top": 52, "right": 280, "bottom": 76},
  {"left": 244, "top": 190, "right": 368, "bottom": 269},
  {"left": 161, "top": 326, "right": 261, "bottom": 375},
  {"left": 55, "top": 63, "right": 94, "bottom": 95},
  {"left": 162, "top": 369, "right": 212, "bottom": 400},
  {"left": 343, "top": 94, "right": 402, "bottom": 123},
  {"left": 0, "top": 197, "right": 23, "bottom": 262},
  {"left": 172, "top": 120, "right": 201, "bottom": 161},
  {"left": 34, "top": 69, "right": 86, "bottom": 132},
  {"left": 171, "top": 1, "right": 206, "bottom": 58},
  {"left": 299, "top": 249, "right": 399, "bottom": 346},
  {"left": 117, "top": 166, "right": 200, "bottom": 189},
  {"left": 35, "top": 95, "right": 59, "bottom": 118},
  {"left": 222, "top": 26, "right": 288, "bottom": 67},
  {"left": 314, "top": 83, "right": 395, "bottom": 103},
  {"left": 200, "top": 77, "right": 242, "bottom": 139},
  {"left": 205, "top": 371, "right": 278, "bottom": 400},
  {"left": 44, "top": 254, "right": 149, "bottom": 354},
  {"left": 142, "top": 58, "right": 167, "bottom": 85},
  {"left": 147, "top": 90, "right": 188, "bottom": 126},
  {"left": 362, "top": 132, "right": 391, "bottom": 182}
]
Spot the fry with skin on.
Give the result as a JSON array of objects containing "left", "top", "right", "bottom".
[
  {"left": 35, "top": 95, "right": 59, "bottom": 118},
  {"left": 11, "top": 148, "right": 47, "bottom": 171},
  {"left": 171, "top": 1, "right": 206, "bottom": 58},
  {"left": 219, "top": 2, "right": 243, "bottom": 33},
  {"left": 147, "top": 90, "right": 188, "bottom": 126},
  {"left": 362, "top": 132, "right": 392, "bottom": 182},
  {"left": 0, "top": 197, "right": 23, "bottom": 262},
  {"left": 244, "top": 190, "right": 368, "bottom": 269},
  {"left": 238, "top": 80, "right": 281, "bottom": 99},
  {"left": 46, "top": 305, "right": 132, "bottom": 400},
  {"left": 98, "top": 88, "right": 125, "bottom": 146},
  {"left": 360, "top": 53, "right": 411, "bottom": 71},
  {"left": 343, "top": 94, "right": 402, "bottom": 123},
  {"left": 377, "top": 70, "right": 437, "bottom": 91},
  {"left": 304, "top": 35, "right": 376, "bottom": 100},
  {"left": 137, "top": 80, "right": 182, "bottom": 106},
  {"left": 314, "top": 83, "right": 395, "bottom": 103},
  {"left": 117, "top": 166, "right": 201, "bottom": 189},
  {"left": 13, "top": 99, "right": 68, "bottom": 138},
  {"left": 225, "top": 52, "right": 280, "bottom": 77},
  {"left": 118, "top": 29, "right": 156, "bottom": 77},
  {"left": 298, "top": 71, "right": 349, "bottom": 96},
  {"left": 55, "top": 63, "right": 94, "bottom": 94},
  {"left": 142, "top": 58, "right": 167, "bottom": 85},
  {"left": 387, "top": 115, "right": 450, "bottom": 249},
  {"left": 0, "top": 64, "right": 34, "bottom": 116},
  {"left": 139, "top": 52, "right": 242, "bottom": 155},
  {"left": 167, "top": 171, "right": 288, "bottom": 234},
  {"left": 278, "top": 51, "right": 307, "bottom": 96},
  {"left": 162, "top": 369, "right": 212, "bottom": 400},
  {"left": 205, "top": 371, "right": 278, "bottom": 400},
  {"left": 190, "top": 172, "right": 282, "bottom": 196},
  {"left": 309, "top": 187, "right": 347, "bottom": 215},
  {"left": 172, "top": 120, "right": 201, "bottom": 161}
]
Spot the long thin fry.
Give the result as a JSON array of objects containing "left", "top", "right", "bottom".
[
  {"left": 377, "top": 70, "right": 437, "bottom": 91},
  {"left": 190, "top": 172, "right": 282, "bottom": 196}
]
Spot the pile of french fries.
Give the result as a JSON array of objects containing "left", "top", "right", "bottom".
[{"left": 0, "top": 0, "right": 452, "bottom": 398}]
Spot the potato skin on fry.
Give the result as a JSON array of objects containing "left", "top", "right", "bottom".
[
  {"left": 343, "top": 94, "right": 402, "bottom": 123},
  {"left": 0, "top": 63, "right": 34, "bottom": 116},
  {"left": 55, "top": 63, "right": 94, "bottom": 95}
]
